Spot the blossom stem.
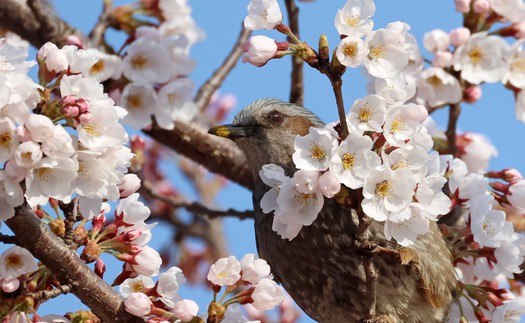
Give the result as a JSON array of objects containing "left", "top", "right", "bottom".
[{"left": 445, "top": 103, "right": 461, "bottom": 156}]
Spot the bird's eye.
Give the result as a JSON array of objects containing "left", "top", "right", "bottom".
[{"left": 268, "top": 110, "right": 284, "bottom": 125}]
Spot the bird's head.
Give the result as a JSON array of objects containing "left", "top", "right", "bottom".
[{"left": 209, "top": 98, "right": 324, "bottom": 178}]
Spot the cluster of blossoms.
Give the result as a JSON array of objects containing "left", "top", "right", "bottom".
[
  {"left": 420, "top": 0, "right": 525, "bottom": 122},
  {"left": 118, "top": 0, "right": 204, "bottom": 130},
  {"left": 242, "top": 0, "right": 525, "bottom": 321},
  {"left": 122, "top": 254, "right": 284, "bottom": 322},
  {"left": 0, "top": 32, "right": 132, "bottom": 221}
]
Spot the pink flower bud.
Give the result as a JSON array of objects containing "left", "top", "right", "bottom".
[
  {"left": 37, "top": 42, "right": 68, "bottom": 73},
  {"left": 95, "top": 258, "right": 106, "bottom": 278},
  {"left": 1, "top": 278, "right": 20, "bottom": 293},
  {"left": 131, "top": 135, "right": 146, "bottom": 153},
  {"left": 455, "top": 0, "right": 471, "bottom": 13},
  {"left": 118, "top": 174, "right": 142, "bottom": 198},
  {"left": 78, "top": 112, "right": 91, "bottom": 125},
  {"left": 449, "top": 27, "right": 471, "bottom": 47},
  {"left": 15, "top": 125, "right": 32, "bottom": 142},
  {"left": 512, "top": 22, "right": 525, "bottom": 39},
  {"left": 242, "top": 35, "right": 278, "bottom": 67},
  {"left": 61, "top": 105, "right": 80, "bottom": 117},
  {"left": 473, "top": 0, "right": 490, "bottom": 13},
  {"left": 508, "top": 180, "right": 525, "bottom": 209},
  {"left": 172, "top": 299, "right": 199, "bottom": 322},
  {"left": 59, "top": 95, "right": 76, "bottom": 106},
  {"left": 65, "top": 35, "right": 84, "bottom": 48},
  {"left": 464, "top": 85, "right": 482, "bottom": 103},
  {"left": 125, "top": 292, "right": 152, "bottom": 317},
  {"left": 432, "top": 51, "right": 453, "bottom": 68},
  {"left": 318, "top": 171, "right": 341, "bottom": 198}
]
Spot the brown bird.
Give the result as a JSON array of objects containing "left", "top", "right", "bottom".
[{"left": 209, "top": 99, "right": 457, "bottom": 323}]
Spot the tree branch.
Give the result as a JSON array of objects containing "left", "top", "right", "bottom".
[
  {"left": 143, "top": 180, "right": 254, "bottom": 220},
  {"left": 0, "top": 233, "right": 18, "bottom": 245},
  {"left": 445, "top": 103, "right": 461, "bottom": 156},
  {"left": 0, "top": 0, "right": 83, "bottom": 48},
  {"left": 144, "top": 122, "right": 254, "bottom": 190},
  {"left": 27, "top": 283, "right": 75, "bottom": 302},
  {"left": 194, "top": 24, "right": 252, "bottom": 112},
  {"left": 362, "top": 257, "right": 378, "bottom": 322},
  {"left": 284, "top": 0, "right": 304, "bottom": 106},
  {"left": 6, "top": 204, "right": 144, "bottom": 323}
]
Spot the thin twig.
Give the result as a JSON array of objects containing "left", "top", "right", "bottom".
[
  {"left": 363, "top": 258, "right": 378, "bottom": 321},
  {"left": 0, "top": 233, "right": 18, "bottom": 245},
  {"left": 195, "top": 24, "right": 252, "bottom": 112},
  {"left": 445, "top": 103, "right": 461, "bottom": 156},
  {"left": 59, "top": 200, "right": 77, "bottom": 247},
  {"left": 143, "top": 180, "right": 254, "bottom": 220},
  {"left": 88, "top": 0, "right": 113, "bottom": 48},
  {"left": 284, "top": 0, "right": 304, "bottom": 106},
  {"left": 27, "top": 283, "right": 76, "bottom": 302}
]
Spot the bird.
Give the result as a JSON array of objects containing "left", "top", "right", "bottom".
[{"left": 208, "top": 98, "right": 458, "bottom": 323}]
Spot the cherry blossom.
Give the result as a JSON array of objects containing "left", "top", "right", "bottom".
[
  {"left": 240, "top": 254, "right": 271, "bottom": 284},
  {"left": 0, "top": 246, "right": 38, "bottom": 280},
  {"left": 364, "top": 28, "right": 409, "bottom": 79},
  {"left": 329, "top": 133, "right": 380, "bottom": 189},
  {"left": 120, "top": 275, "right": 155, "bottom": 298},
  {"left": 453, "top": 32, "right": 511, "bottom": 84},
  {"left": 423, "top": 29, "right": 450, "bottom": 53},
  {"left": 336, "top": 36, "right": 367, "bottom": 67},
  {"left": 157, "top": 266, "right": 186, "bottom": 299},
  {"left": 292, "top": 127, "right": 337, "bottom": 171},
  {"left": 130, "top": 245, "right": 162, "bottom": 277},
  {"left": 251, "top": 278, "right": 285, "bottom": 311},
  {"left": 416, "top": 67, "right": 462, "bottom": 107},
  {"left": 334, "top": 0, "right": 375, "bottom": 37},
  {"left": 347, "top": 94, "right": 387, "bottom": 133},
  {"left": 207, "top": 255, "right": 241, "bottom": 286},
  {"left": 244, "top": 0, "right": 283, "bottom": 30}
]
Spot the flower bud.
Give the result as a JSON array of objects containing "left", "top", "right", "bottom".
[
  {"left": 118, "top": 174, "right": 142, "bottom": 198},
  {"left": 473, "top": 0, "right": 490, "bottom": 14},
  {"left": 464, "top": 85, "right": 482, "bottom": 103},
  {"left": 319, "top": 171, "right": 341, "bottom": 198},
  {"left": 449, "top": 27, "right": 471, "bottom": 47},
  {"left": 432, "top": 51, "right": 453, "bottom": 68},
  {"left": 455, "top": 0, "right": 471, "bottom": 13},
  {"left": 125, "top": 292, "right": 152, "bottom": 317},
  {"left": 242, "top": 35, "right": 278, "bottom": 67},
  {"left": 172, "top": 299, "right": 199, "bottom": 322},
  {"left": 95, "top": 258, "right": 106, "bottom": 278}
]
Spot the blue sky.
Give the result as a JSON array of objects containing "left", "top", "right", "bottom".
[{"left": 4, "top": 0, "right": 525, "bottom": 321}]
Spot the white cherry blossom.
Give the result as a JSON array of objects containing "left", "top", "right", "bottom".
[
  {"left": 251, "top": 278, "right": 285, "bottom": 311},
  {"left": 25, "top": 157, "right": 78, "bottom": 205},
  {"left": 453, "top": 32, "right": 511, "bottom": 84},
  {"left": 240, "top": 254, "right": 271, "bottom": 284},
  {"left": 347, "top": 94, "right": 387, "bottom": 133},
  {"left": 259, "top": 164, "right": 287, "bottom": 213},
  {"left": 122, "top": 38, "right": 175, "bottom": 84},
  {"left": 364, "top": 28, "right": 409, "bottom": 79},
  {"left": 416, "top": 67, "right": 462, "bottom": 108},
  {"left": 0, "top": 117, "right": 17, "bottom": 163},
  {"left": 292, "top": 127, "right": 337, "bottom": 171},
  {"left": 329, "top": 133, "right": 380, "bottom": 189},
  {"left": 502, "top": 40, "right": 525, "bottom": 89},
  {"left": 121, "top": 83, "right": 161, "bottom": 130},
  {"left": 334, "top": 0, "right": 375, "bottom": 37},
  {"left": 0, "top": 246, "right": 38, "bottom": 280},
  {"left": 362, "top": 166, "right": 417, "bottom": 221},
  {"left": 172, "top": 299, "right": 199, "bottom": 322},
  {"left": 207, "top": 255, "right": 241, "bottom": 286},
  {"left": 336, "top": 36, "right": 367, "bottom": 67},
  {"left": 244, "top": 0, "right": 283, "bottom": 30},
  {"left": 13, "top": 140, "right": 41, "bottom": 168},
  {"left": 157, "top": 266, "right": 186, "bottom": 299},
  {"left": 383, "top": 103, "right": 428, "bottom": 147},
  {"left": 423, "top": 29, "right": 449, "bottom": 53},
  {"left": 373, "top": 72, "right": 416, "bottom": 104},
  {"left": 130, "top": 245, "right": 162, "bottom": 277},
  {"left": 119, "top": 275, "right": 155, "bottom": 298}
]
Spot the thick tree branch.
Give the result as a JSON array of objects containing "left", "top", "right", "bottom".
[
  {"left": 0, "top": 0, "right": 83, "bottom": 48},
  {"left": 195, "top": 25, "right": 252, "bottom": 112},
  {"left": 144, "top": 122, "right": 254, "bottom": 190},
  {"left": 6, "top": 204, "right": 144, "bottom": 323},
  {"left": 284, "top": 0, "right": 304, "bottom": 106}
]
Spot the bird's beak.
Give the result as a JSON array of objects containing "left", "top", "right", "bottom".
[{"left": 208, "top": 124, "right": 257, "bottom": 139}]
